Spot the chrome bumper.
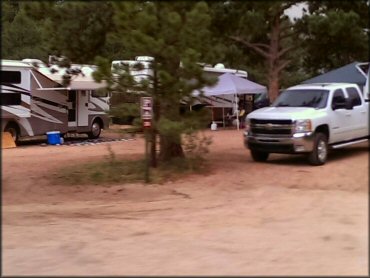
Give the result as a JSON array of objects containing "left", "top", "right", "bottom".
[{"left": 244, "top": 131, "right": 315, "bottom": 153}]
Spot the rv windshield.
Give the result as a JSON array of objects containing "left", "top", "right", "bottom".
[{"left": 273, "top": 89, "right": 329, "bottom": 109}]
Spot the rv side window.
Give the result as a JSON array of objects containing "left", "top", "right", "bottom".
[
  {"left": 91, "top": 90, "right": 108, "bottom": 98},
  {"left": 1, "top": 71, "right": 22, "bottom": 84},
  {"left": 1, "top": 93, "right": 21, "bottom": 105}
]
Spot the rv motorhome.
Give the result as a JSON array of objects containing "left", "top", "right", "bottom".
[{"left": 1, "top": 59, "right": 110, "bottom": 143}]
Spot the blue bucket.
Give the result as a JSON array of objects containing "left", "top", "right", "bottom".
[{"left": 46, "top": 131, "right": 61, "bottom": 145}]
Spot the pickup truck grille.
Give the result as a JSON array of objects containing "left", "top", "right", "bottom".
[{"left": 250, "top": 119, "right": 293, "bottom": 135}]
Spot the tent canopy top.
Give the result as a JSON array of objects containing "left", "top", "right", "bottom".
[{"left": 194, "top": 73, "right": 267, "bottom": 97}]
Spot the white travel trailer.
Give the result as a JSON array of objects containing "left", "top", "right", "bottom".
[
  {"left": 112, "top": 56, "right": 249, "bottom": 84},
  {"left": 111, "top": 56, "right": 250, "bottom": 107},
  {"left": 1, "top": 59, "right": 110, "bottom": 143},
  {"left": 110, "top": 56, "right": 259, "bottom": 126}
]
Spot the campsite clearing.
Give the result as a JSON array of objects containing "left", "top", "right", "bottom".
[{"left": 2, "top": 129, "right": 368, "bottom": 276}]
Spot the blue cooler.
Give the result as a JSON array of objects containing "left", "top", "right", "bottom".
[{"left": 46, "top": 131, "right": 61, "bottom": 145}]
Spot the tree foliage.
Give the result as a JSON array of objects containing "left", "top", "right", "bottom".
[
  {"left": 296, "top": 0, "right": 369, "bottom": 76},
  {"left": 24, "top": 1, "right": 115, "bottom": 63},
  {"left": 2, "top": 1, "right": 47, "bottom": 60},
  {"left": 209, "top": 1, "right": 304, "bottom": 101},
  {"left": 100, "top": 2, "right": 216, "bottom": 163}
]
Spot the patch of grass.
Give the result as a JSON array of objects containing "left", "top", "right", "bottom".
[
  {"left": 55, "top": 159, "right": 146, "bottom": 185},
  {"left": 53, "top": 156, "right": 209, "bottom": 186},
  {"left": 150, "top": 157, "right": 209, "bottom": 183}
]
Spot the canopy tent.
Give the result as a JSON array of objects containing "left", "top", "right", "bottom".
[
  {"left": 193, "top": 73, "right": 267, "bottom": 129},
  {"left": 198, "top": 72, "right": 267, "bottom": 96},
  {"left": 301, "top": 61, "right": 368, "bottom": 91}
]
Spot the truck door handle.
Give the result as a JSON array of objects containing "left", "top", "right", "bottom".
[{"left": 345, "top": 113, "right": 351, "bottom": 116}]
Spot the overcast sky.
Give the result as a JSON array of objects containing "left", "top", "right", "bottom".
[{"left": 284, "top": 2, "right": 308, "bottom": 20}]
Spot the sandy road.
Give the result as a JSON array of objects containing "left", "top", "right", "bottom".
[{"left": 2, "top": 129, "right": 368, "bottom": 275}]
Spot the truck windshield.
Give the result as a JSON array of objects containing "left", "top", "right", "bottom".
[{"left": 273, "top": 89, "right": 329, "bottom": 109}]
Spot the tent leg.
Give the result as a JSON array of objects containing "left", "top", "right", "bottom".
[{"left": 235, "top": 94, "right": 239, "bottom": 130}]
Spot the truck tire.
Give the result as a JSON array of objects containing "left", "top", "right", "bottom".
[
  {"left": 88, "top": 120, "right": 102, "bottom": 139},
  {"left": 308, "top": 133, "right": 328, "bottom": 166},
  {"left": 250, "top": 150, "right": 269, "bottom": 162},
  {"left": 4, "top": 123, "right": 20, "bottom": 144}
]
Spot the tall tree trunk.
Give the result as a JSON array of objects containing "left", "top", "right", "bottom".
[
  {"left": 159, "top": 134, "right": 184, "bottom": 161},
  {"left": 267, "top": 15, "right": 281, "bottom": 102},
  {"left": 268, "top": 72, "right": 280, "bottom": 102},
  {"left": 230, "top": 6, "right": 295, "bottom": 103},
  {"left": 157, "top": 59, "right": 185, "bottom": 162},
  {"left": 150, "top": 127, "right": 157, "bottom": 167}
]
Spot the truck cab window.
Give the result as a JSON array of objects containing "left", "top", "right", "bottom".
[
  {"left": 331, "top": 89, "right": 346, "bottom": 109},
  {"left": 346, "top": 87, "right": 362, "bottom": 106}
]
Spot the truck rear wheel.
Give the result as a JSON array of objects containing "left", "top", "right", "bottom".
[
  {"left": 308, "top": 132, "right": 328, "bottom": 166},
  {"left": 250, "top": 150, "right": 269, "bottom": 162}
]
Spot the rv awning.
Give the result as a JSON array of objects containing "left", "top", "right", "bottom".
[
  {"left": 41, "top": 75, "right": 108, "bottom": 90},
  {"left": 36, "top": 87, "right": 68, "bottom": 91},
  {"left": 63, "top": 80, "right": 107, "bottom": 90}
]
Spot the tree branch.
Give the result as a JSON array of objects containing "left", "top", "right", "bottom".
[
  {"left": 276, "top": 59, "right": 291, "bottom": 73},
  {"left": 277, "top": 45, "right": 295, "bottom": 58},
  {"left": 252, "top": 43, "right": 270, "bottom": 51},
  {"left": 229, "top": 36, "right": 270, "bottom": 58}
]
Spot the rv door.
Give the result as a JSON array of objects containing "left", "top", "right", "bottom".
[{"left": 77, "top": 90, "right": 89, "bottom": 126}]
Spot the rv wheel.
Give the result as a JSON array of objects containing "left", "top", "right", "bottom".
[
  {"left": 4, "top": 123, "right": 20, "bottom": 144},
  {"left": 88, "top": 120, "right": 102, "bottom": 139}
]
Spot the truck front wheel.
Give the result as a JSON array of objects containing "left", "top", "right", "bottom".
[
  {"left": 308, "top": 133, "right": 328, "bottom": 166},
  {"left": 250, "top": 150, "right": 269, "bottom": 162}
]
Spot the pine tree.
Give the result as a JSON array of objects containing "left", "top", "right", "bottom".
[
  {"left": 296, "top": 0, "right": 369, "bottom": 76},
  {"left": 25, "top": 1, "right": 115, "bottom": 64},
  {"left": 207, "top": 1, "right": 302, "bottom": 101},
  {"left": 1, "top": 1, "right": 48, "bottom": 60},
  {"left": 100, "top": 1, "right": 216, "bottom": 164}
]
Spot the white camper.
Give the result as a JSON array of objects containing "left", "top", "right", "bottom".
[
  {"left": 111, "top": 56, "right": 250, "bottom": 107},
  {"left": 1, "top": 60, "right": 110, "bottom": 143},
  {"left": 110, "top": 57, "right": 256, "bottom": 125}
]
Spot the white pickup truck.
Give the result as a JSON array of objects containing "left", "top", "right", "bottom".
[{"left": 244, "top": 83, "right": 369, "bottom": 165}]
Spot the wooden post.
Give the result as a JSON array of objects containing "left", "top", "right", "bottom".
[{"left": 144, "top": 129, "right": 150, "bottom": 183}]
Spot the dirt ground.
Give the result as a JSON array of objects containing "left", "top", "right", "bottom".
[{"left": 2, "top": 128, "right": 369, "bottom": 276}]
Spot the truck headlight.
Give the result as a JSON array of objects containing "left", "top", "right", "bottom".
[{"left": 294, "top": 119, "right": 312, "bottom": 133}]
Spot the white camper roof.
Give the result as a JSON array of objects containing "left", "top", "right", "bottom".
[
  {"left": 37, "top": 64, "right": 107, "bottom": 90},
  {"left": 1, "top": 60, "right": 33, "bottom": 69}
]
